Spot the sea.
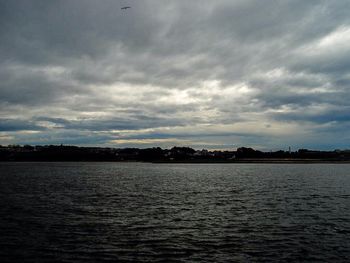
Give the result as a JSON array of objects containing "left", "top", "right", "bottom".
[{"left": 0, "top": 162, "right": 349, "bottom": 262}]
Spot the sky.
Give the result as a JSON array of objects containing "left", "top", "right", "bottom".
[{"left": 1, "top": 0, "right": 350, "bottom": 150}]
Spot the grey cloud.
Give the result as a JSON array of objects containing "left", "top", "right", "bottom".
[
  {"left": 0, "top": 118, "right": 45, "bottom": 131},
  {"left": 1, "top": 1, "right": 350, "bottom": 149},
  {"left": 272, "top": 107, "right": 350, "bottom": 124},
  {"left": 13, "top": 130, "right": 114, "bottom": 146},
  {"left": 30, "top": 115, "right": 189, "bottom": 132}
]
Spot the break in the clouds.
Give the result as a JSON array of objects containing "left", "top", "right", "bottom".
[{"left": 1, "top": 0, "right": 350, "bottom": 150}]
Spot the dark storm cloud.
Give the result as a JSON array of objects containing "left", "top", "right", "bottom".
[
  {"left": 0, "top": 118, "right": 44, "bottom": 132},
  {"left": 45, "top": 115, "right": 187, "bottom": 131},
  {"left": 1, "top": 0, "right": 350, "bottom": 149},
  {"left": 13, "top": 130, "right": 114, "bottom": 146},
  {"left": 272, "top": 108, "right": 350, "bottom": 124}
]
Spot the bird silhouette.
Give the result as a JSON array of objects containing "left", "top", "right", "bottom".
[{"left": 121, "top": 6, "right": 131, "bottom": 10}]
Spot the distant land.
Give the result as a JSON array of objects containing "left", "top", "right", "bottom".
[{"left": 1, "top": 145, "right": 350, "bottom": 163}]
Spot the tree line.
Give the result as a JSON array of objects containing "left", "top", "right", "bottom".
[{"left": 1, "top": 145, "right": 350, "bottom": 162}]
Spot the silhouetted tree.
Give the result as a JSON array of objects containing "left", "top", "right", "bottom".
[{"left": 236, "top": 147, "right": 264, "bottom": 158}]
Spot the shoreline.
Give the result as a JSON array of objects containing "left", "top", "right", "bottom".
[{"left": 1, "top": 159, "right": 350, "bottom": 164}]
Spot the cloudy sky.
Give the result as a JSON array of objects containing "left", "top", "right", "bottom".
[{"left": 1, "top": 0, "right": 350, "bottom": 150}]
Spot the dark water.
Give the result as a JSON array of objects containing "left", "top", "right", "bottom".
[{"left": 0, "top": 163, "right": 349, "bottom": 262}]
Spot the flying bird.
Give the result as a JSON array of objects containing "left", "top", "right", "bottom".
[{"left": 121, "top": 6, "right": 131, "bottom": 10}]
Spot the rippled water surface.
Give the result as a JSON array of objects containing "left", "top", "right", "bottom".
[{"left": 0, "top": 162, "right": 349, "bottom": 262}]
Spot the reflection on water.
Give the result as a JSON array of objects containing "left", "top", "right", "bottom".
[{"left": 0, "top": 162, "right": 349, "bottom": 262}]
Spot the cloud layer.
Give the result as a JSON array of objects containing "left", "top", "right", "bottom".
[{"left": 1, "top": 0, "right": 350, "bottom": 150}]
